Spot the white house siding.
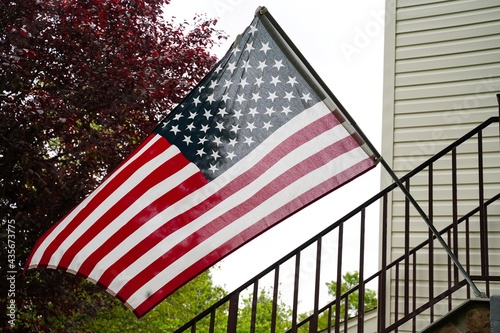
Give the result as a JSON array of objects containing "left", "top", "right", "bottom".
[{"left": 381, "top": 0, "right": 500, "bottom": 331}]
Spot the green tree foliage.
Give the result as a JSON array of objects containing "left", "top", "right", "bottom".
[
  {"left": 82, "top": 270, "right": 228, "bottom": 333},
  {"left": 237, "top": 288, "right": 292, "bottom": 333},
  {"left": 299, "top": 271, "right": 377, "bottom": 332},
  {"left": 325, "top": 271, "right": 377, "bottom": 320},
  {"left": 0, "top": 0, "right": 225, "bottom": 331}
]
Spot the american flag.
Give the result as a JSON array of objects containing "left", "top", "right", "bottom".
[{"left": 26, "top": 10, "right": 377, "bottom": 317}]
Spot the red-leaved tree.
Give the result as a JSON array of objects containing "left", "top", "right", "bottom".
[{"left": 0, "top": 0, "right": 225, "bottom": 331}]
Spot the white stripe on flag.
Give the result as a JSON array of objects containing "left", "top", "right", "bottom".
[
  {"left": 87, "top": 100, "right": 335, "bottom": 284},
  {"left": 27, "top": 135, "right": 163, "bottom": 267},
  {"left": 48, "top": 140, "right": 178, "bottom": 268},
  {"left": 84, "top": 156, "right": 201, "bottom": 281},
  {"left": 106, "top": 101, "right": 353, "bottom": 294},
  {"left": 67, "top": 154, "right": 199, "bottom": 273},
  {"left": 126, "top": 145, "right": 368, "bottom": 309},
  {"left": 108, "top": 114, "right": 344, "bottom": 293}
]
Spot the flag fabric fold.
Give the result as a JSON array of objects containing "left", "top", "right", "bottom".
[{"left": 26, "top": 8, "right": 377, "bottom": 317}]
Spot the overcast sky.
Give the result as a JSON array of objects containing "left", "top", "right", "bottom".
[{"left": 163, "top": 0, "right": 386, "bottom": 304}]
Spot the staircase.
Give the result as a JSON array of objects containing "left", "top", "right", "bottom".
[
  {"left": 173, "top": 116, "right": 500, "bottom": 333},
  {"left": 420, "top": 299, "right": 490, "bottom": 333}
]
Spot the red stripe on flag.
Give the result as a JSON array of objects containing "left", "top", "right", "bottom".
[
  {"left": 131, "top": 157, "right": 374, "bottom": 317},
  {"left": 25, "top": 134, "right": 159, "bottom": 269},
  {"left": 96, "top": 113, "right": 337, "bottom": 290},
  {"left": 36, "top": 135, "right": 170, "bottom": 267},
  {"left": 115, "top": 133, "right": 360, "bottom": 302},
  {"left": 59, "top": 149, "right": 193, "bottom": 273},
  {"left": 74, "top": 154, "right": 199, "bottom": 278},
  {"left": 83, "top": 170, "right": 209, "bottom": 281}
]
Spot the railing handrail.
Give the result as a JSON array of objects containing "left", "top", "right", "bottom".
[{"left": 174, "top": 116, "right": 499, "bottom": 333}]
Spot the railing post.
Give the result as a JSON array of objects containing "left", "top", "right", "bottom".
[
  {"left": 412, "top": 252, "right": 417, "bottom": 332},
  {"left": 378, "top": 194, "right": 388, "bottom": 333},
  {"left": 335, "top": 223, "right": 344, "bottom": 333},
  {"left": 465, "top": 218, "right": 471, "bottom": 299},
  {"left": 404, "top": 180, "right": 410, "bottom": 316},
  {"left": 452, "top": 148, "right": 459, "bottom": 285},
  {"left": 271, "top": 267, "right": 279, "bottom": 333},
  {"left": 358, "top": 209, "right": 366, "bottom": 333},
  {"left": 309, "top": 239, "right": 322, "bottom": 333},
  {"left": 477, "top": 129, "right": 490, "bottom": 295},
  {"left": 428, "top": 163, "right": 435, "bottom": 321},
  {"left": 291, "top": 253, "right": 301, "bottom": 333},
  {"left": 209, "top": 309, "right": 216, "bottom": 333},
  {"left": 227, "top": 291, "right": 240, "bottom": 332},
  {"left": 395, "top": 262, "right": 400, "bottom": 333},
  {"left": 251, "top": 281, "right": 259, "bottom": 333}
]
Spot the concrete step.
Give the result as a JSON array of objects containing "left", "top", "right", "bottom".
[{"left": 420, "top": 298, "right": 492, "bottom": 333}]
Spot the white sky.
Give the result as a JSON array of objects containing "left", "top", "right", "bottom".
[{"left": 164, "top": 0, "right": 386, "bottom": 307}]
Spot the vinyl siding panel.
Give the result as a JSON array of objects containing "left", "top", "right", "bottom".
[
  {"left": 396, "top": 63, "right": 500, "bottom": 87},
  {"left": 396, "top": 49, "right": 500, "bottom": 73},
  {"left": 394, "top": 93, "right": 494, "bottom": 113},
  {"left": 397, "top": 0, "right": 499, "bottom": 20},
  {"left": 397, "top": 20, "right": 500, "bottom": 47},
  {"left": 397, "top": 6, "right": 500, "bottom": 33},
  {"left": 395, "top": 77, "right": 500, "bottom": 100},
  {"left": 393, "top": 109, "right": 495, "bottom": 127},
  {"left": 382, "top": 0, "right": 500, "bottom": 331},
  {"left": 396, "top": 34, "right": 500, "bottom": 60}
]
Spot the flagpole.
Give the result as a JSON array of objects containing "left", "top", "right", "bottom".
[
  {"left": 336, "top": 102, "right": 486, "bottom": 299},
  {"left": 334, "top": 104, "right": 486, "bottom": 298},
  {"left": 320, "top": 90, "right": 487, "bottom": 298},
  {"left": 257, "top": 6, "right": 486, "bottom": 299},
  {"left": 379, "top": 158, "right": 486, "bottom": 298},
  {"left": 329, "top": 81, "right": 487, "bottom": 299}
]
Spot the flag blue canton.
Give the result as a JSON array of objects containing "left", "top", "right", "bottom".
[{"left": 155, "top": 18, "right": 321, "bottom": 180}]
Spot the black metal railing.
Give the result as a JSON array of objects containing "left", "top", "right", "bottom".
[{"left": 174, "top": 116, "right": 500, "bottom": 333}]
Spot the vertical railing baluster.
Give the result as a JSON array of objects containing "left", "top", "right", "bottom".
[
  {"left": 452, "top": 147, "right": 459, "bottom": 285},
  {"left": 327, "top": 306, "right": 333, "bottom": 333},
  {"left": 310, "top": 239, "right": 322, "bottom": 333},
  {"left": 227, "top": 291, "right": 240, "bottom": 332},
  {"left": 477, "top": 130, "right": 489, "bottom": 295},
  {"left": 291, "top": 253, "right": 301, "bottom": 333},
  {"left": 428, "top": 163, "right": 434, "bottom": 322},
  {"left": 271, "top": 266, "right": 279, "bottom": 333},
  {"left": 378, "top": 194, "right": 388, "bottom": 333},
  {"left": 395, "top": 262, "right": 399, "bottom": 333},
  {"left": 465, "top": 217, "right": 471, "bottom": 299},
  {"left": 447, "top": 231, "right": 452, "bottom": 311},
  {"left": 358, "top": 209, "right": 366, "bottom": 333},
  {"left": 209, "top": 309, "right": 216, "bottom": 333},
  {"left": 404, "top": 180, "right": 410, "bottom": 316},
  {"left": 343, "top": 296, "right": 348, "bottom": 333},
  {"left": 335, "top": 223, "right": 344, "bottom": 333},
  {"left": 484, "top": 205, "right": 490, "bottom": 296},
  {"left": 344, "top": 297, "right": 349, "bottom": 332},
  {"left": 250, "top": 281, "right": 258, "bottom": 333},
  {"left": 412, "top": 252, "right": 417, "bottom": 332}
]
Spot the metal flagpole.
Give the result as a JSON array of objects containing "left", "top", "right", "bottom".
[
  {"left": 329, "top": 97, "right": 486, "bottom": 298},
  {"left": 336, "top": 111, "right": 487, "bottom": 298},
  {"left": 328, "top": 95, "right": 486, "bottom": 297},
  {"left": 257, "top": 6, "right": 486, "bottom": 299},
  {"left": 377, "top": 158, "right": 486, "bottom": 298}
]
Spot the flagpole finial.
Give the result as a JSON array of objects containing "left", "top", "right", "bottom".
[{"left": 255, "top": 6, "right": 268, "bottom": 16}]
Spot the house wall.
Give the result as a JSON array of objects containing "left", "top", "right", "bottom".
[{"left": 381, "top": 0, "right": 500, "bottom": 331}]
